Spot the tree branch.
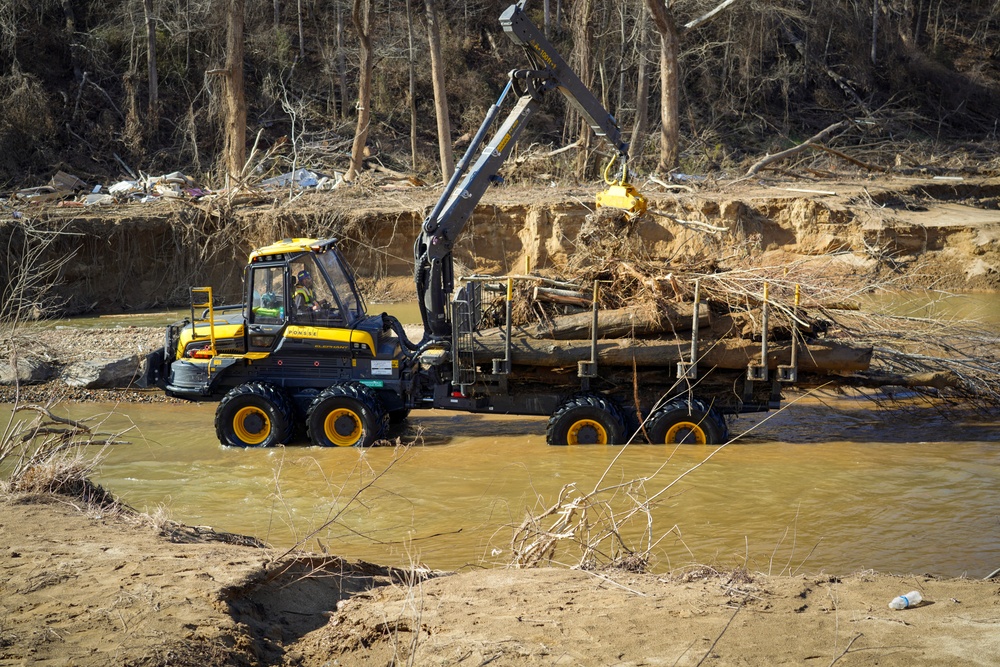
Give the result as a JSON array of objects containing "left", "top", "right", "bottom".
[
  {"left": 684, "top": 0, "right": 741, "bottom": 32},
  {"left": 745, "top": 120, "right": 849, "bottom": 176}
]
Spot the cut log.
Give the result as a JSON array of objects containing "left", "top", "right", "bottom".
[
  {"left": 532, "top": 285, "right": 591, "bottom": 307},
  {"left": 502, "top": 305, "right": 709, "bottom": 340},
  {"left": 471, "top": 334, "right": 872, "bottom": 372}
]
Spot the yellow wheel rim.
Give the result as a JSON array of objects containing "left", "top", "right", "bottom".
[
  {"left": 324, "top": 408, "right": 363, "bottom": 447},
  {"left": 664, "top": 421, "right": 707, "bottom": 445},
  {"left": 233, "top": 406, "right": 271, "bottom": 445},
  {"left": 567, "top": 419, "right": 608, "bottom": 445}
]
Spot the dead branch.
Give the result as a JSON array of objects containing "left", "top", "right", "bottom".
[
  {"left": 807, "top": 143, "right": 883, "bottom": 172},
  {"left": 746, "top": 121, "right": 849, "bottom": 176}
]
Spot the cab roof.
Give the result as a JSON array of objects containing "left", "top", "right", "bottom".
[{"left": 248, "top": 237, "right": 339, "bottom": 261}]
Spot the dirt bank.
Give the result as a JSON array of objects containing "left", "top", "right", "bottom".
[
  {"left": 1, "top": 495, "right": 998, "bottom": 666},
  {"left": 5, "top": 174, "right": 1000, "bottom": 317}
]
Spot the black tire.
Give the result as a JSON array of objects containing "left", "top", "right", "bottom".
[
  {"left": 546, "top": 394, "right": 627, "bottom": 446},
  {"left": 388, "top": 407, "right": 411, "bottom": 425},
  {"left": 215, "top": 382, "right": 294, "bottom": 447},
  {"left": 646, "top": 397, "right": 729, "bottom": 445},
  {"left": 306, "top": 382, "right": 389, "bottom": 447}
]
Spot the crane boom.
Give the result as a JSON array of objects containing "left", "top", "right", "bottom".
[{"left": 414, "top": 2, "right": 636, "bottom": 340}]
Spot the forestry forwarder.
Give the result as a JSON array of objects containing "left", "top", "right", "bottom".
[{"left": 143, "top": 2, "right": 754, "bottom": 448}]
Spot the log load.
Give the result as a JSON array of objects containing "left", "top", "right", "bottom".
[
  {"left": 472, "top": 333, "right": 872, "bottom": 373},
  {"left": 512, "top": 304, "right": 710, "bottom": 340}
]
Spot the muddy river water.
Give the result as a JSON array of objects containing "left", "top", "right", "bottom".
[
  {"left": 72, "top": 401, "right": 997, "bottom": 578},
  {"left": 14, "top": 293, "right": 1000, "bottom": 577}
]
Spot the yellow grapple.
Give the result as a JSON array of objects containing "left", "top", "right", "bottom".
[{"left": 595, "top": 154, "right": 647, "bottom": 215}]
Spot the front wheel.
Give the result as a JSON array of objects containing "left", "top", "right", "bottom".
[
  {"left": 546, "top": 394, "right": 627, "bottom": 446},
  {"left": 646, "top": 397, "right": 728, "bottom": 445},
  {"left": 215, "top": 382, "right": 294, "bottom": 447},
  {"left": 388, "top": 407, "right": 411, "bottom": 425},
  {"left": 306, "top": 382, "right": 388, "bottom": 447}
]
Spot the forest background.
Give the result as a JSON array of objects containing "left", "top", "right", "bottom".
[{"left": 1, "top": 0, "right": 999, "bottom": 191}]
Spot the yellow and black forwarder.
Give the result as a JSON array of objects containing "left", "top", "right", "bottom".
[
  {"left": 144, "top": 1, "right": 750, "bottom": 448},
  {"left": 144, "top": 237, "right": 417, "bottom": 447}
]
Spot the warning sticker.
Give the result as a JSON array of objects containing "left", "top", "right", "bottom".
[{"left": 371, "top": 359, "right": 394, "bottom": 376}]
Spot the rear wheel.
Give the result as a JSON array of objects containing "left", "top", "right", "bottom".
[
  {"left": 546, "top": 394, "right": 627, "bottom": 445},
  {"left": 307, "top": 382, "right": 388, "bottom": 447},
  {"left": 646, "top": 397, "right": 728, "bottom": 445},
  {"left": 215, "top": 382, "right": 294, "bottom": 447}
]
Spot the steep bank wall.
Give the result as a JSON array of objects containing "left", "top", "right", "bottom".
[{"left": 4, "top": 178, "right": 998, "bottom": 316}]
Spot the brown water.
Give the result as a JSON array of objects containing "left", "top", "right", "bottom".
[
  {"left": 24, "top": 396, "right": 990, "bottom": 579},
  {"left": 863, "top": 290, "right": 1000, "bottom": 325},
  {"left": 10, "top": 291, "right": 1000, "bottom": 577}
]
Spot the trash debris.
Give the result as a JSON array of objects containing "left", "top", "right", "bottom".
[
  {"left": 889, "top": 590, "right": 923, "bottom": 610},
  {"left": 149, "top": 172, "right": 197, "bottom": 198},
  {"left": 84, "top": 193, "right": 115, "bottom": 206},
  {"left": 14, "top": 171, "right": 88, "bottom": 203},
  {"left": 108, "top": 180, "right": 141, "bottom": 195},
  {"left": 259, "top": 168, "right": 342, "bottom": 191}
]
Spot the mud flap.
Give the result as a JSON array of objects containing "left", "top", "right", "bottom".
[{"left": 138, "top": 348, "right": 166, "bottom": 389}]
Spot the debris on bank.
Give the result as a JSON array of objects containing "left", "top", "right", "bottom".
[{"left": 5, "top": 162, "right": 425, "bottom": 212}]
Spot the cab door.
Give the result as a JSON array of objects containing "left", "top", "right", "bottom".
[{"left": 246, "top": 264, "right": 288, "bottom": 352}]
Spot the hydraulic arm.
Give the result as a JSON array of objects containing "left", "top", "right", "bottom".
[{"left": 414, "top": 1, "right": 643, "bottom": 340}]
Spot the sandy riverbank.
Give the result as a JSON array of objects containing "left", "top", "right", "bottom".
[{"left": 1, "top": 493, "right": 998, "bottom": 666}]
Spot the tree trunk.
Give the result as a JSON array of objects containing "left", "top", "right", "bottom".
[
  {"left": 405, "top": 0, "right": 418, "bottom": 170},
  {"left": 61, "top": 0, "right": 82, "bottom": 83},
  {"left": 629, "top": 15, "right": 650, "bottom": 164},
  {"left": 871, "top": 0, "right": 879, "bottom": 65},
  {"left": 426, "top": 0, "right": 454, "bottom": 180},
  {"left": 643, "top": 0, "right": 680, "bottom": 173},
  {"left": 494, "top": 304, "right": 709, "bottom": 340},
  {"left": 471, "top": 335, "right": 872, "bottom": 373},
  {"left": 223, "top": 0, "right": 247, "bottom": 182},
  {"left": 297, "top": 0, "right": 305, "bottom": 60},
  {"left": 273, "top": 0, "right": 280, "bottom": 26},
  {"left": 142, "top": 0, "right": 159, "bottom": 131},
  {"left": 345, "top": 0, "right": 374, "bottom": 181},
  {"left": 570, "top": 0, "right": 593, "bottom": 177},
  {"left": 336, "top": 3, "right": 348, "bottom": 119}
]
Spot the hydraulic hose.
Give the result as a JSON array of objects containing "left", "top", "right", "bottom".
[{"left": 382, "top": 313, "right": 422, "bottom": 356}]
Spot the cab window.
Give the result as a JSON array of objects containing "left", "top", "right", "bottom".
[
  {"left": 318, "top": 250, "right": 364, "bottom": 321},
  {"left": 250, "top": 266, "right": 286, "bottom": 324},
  {"left": 289, "top": 256, "right": 346, "bottom": 327}
]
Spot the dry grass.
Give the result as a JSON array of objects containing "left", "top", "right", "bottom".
[{"left": 0, "top": 403, "right": 131, "bottom": 505}]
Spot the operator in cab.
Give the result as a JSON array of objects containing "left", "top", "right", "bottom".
[{"left": 293, "top": 269, "right": 319, "bottom": 315}]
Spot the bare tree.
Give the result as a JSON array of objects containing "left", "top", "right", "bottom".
[
  {"left": 60, "top": 0, "right": 82, "bottom": 82},
  {"left": 570, "top": 0, "right": 594, "bottom": 176},
  {"left": 642, "top": 0, "right": 740, "bottom": 173},
  {"left": 336, "top": 2, "right": 348, "bottom": 119},
  {"left": 642, "top": 0, "right": 681, "bottom": 173},
  {"left": 426, "top": 0, "right": 454, "bottom": 179},
  {"left": 143, "top": 0, "right": 159, "bottom": 131},
  {"left": 345, "top": 0, "right": 374, "bottom": 181},
  {"left": 223, "top": 0, "right": 247, "bottom": 182},
  {"left": 297, "top": 0, "right": 305, "bottom": 60},
  {"left": 630, "top": 12, "right": 650, "bottom": 164},
  {"left": 405, "top": 0, "right": 418, "bottom": 170}
]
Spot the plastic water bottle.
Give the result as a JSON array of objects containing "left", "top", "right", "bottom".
[{"left": 888, "top": 590, "right": 923, "bottom": 610}]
